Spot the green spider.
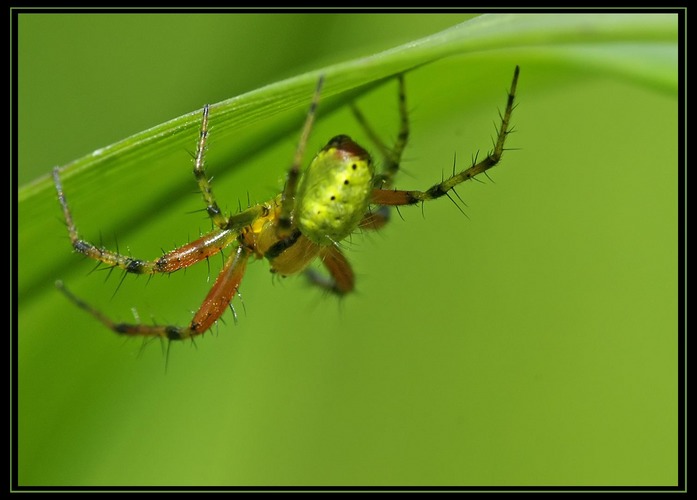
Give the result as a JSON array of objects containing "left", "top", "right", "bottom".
[{"left": 53, "top": 66, "right": 520, "bottom": 341}]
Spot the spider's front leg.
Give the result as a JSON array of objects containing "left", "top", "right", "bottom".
[
  {"left": 193, "top": 105, "right": 269, "bottom": 233},
  {"left": 192, "top": 104, "right": 227, "bottom": 230},
  {"left": 57, "top": 244, "right": 252, "bottom": 340},
  {"left": 53, "top": 162, "right": 257, "bottom": 340},
  {"left": 52, "top": 167, "right": 238, "bottom": 275},
  {"left": 372, "top": 65, "right": 520, "bottom": 208}
]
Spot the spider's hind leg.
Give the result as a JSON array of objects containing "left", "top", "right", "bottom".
[
  {"left": 56, "top": 245, "right": 252, "bottom": 341},
  {"left": 304, "top": 207, "right": 389, "bottom": 296},
  {"left": 305, "top": 245, "right": 355, "bottom": 296}
]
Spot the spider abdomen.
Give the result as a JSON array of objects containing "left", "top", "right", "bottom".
[{"left": 295, "top": 135, "right": 374, "bottom": 246}]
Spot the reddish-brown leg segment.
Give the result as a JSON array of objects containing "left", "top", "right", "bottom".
[
  {"left": 52, "top": 167, "right": 240, "bottom": 275},
  {"left": 188, "top": 245, "right": 250, "bottom": 335},
  {"left": 306, "top": 245, "right": 355, "bottom": 295},
  {"left": 56, "top": 245, "right": 252, "bottom": 340},
  {"left": 304, "top": 208, "right": 390, "bottom": 295}
]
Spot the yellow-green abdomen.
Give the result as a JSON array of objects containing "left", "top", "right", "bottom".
[{"left": 296, "top": 135, "right": 375, "bottom": 246}]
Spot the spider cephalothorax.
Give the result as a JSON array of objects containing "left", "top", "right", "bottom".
[{"left": 54, "top": 66, "right": 520, "bottom": 341}]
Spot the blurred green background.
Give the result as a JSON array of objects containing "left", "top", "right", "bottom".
[{"left": 17, "top": 13, "right": 679, "bottom": 487}]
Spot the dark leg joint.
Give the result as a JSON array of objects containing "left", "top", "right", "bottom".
[
  {"left": 166, "top": 326, "right": 183, "bottom": 340},
  {"left": 126, "top": 258, "right": 146, "bottom": 274},
  {"left": 114, "top": 323, "right": 132, "bottom": 334},
  {"left": 425, "top": 185, "right": 448, "bottom": 200},
  {"left": 206, "top": 205, "right": 221, "bottom": 218},
  {"left": 73, "top": 239, "right": 92, "bottom": 253}
]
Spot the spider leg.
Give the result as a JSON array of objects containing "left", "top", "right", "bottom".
[
  {"left": 371, "top": 66, "right": 520, "bottom": 207},
  {"left": 347, "top": 74, "right": 408, "bottom": 235},
  {"left": 192, "top": 104, "right": 228, "bottom": 229},
  {"left": 193, "top": 105, "right": 270, "bottom": 233},
  {"left": 305, "top": 244, "right": 354, "bottom": 295},
  {"left": 52, "top": 167, "right": 239, "bottom": 275},
  {"left": 303, "top": 207, "right": 389, "bottom": 295},
  {"left": 351, "top": 74, "right": 409, "bottom": 190},
  {"left": 56, "top": 245, "right": 252, "bottom": 340},
  {"left": 277, "top": 76, "right": 325, "bottom": 239}
]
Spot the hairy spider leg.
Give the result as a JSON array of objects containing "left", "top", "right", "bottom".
[
  {"left": 192, "top": 103, "right": 273, "bottom": 233},
  {"left": 53, "top": 173, "right": 253, "bottom": 339},
  {"left": 56, "top": 245, "right": 251, "bottom": 340},
  {"left": 192, "top": 104, "right": 227, "bottom": 229},
  {"left": 350, "top": 74, "right": 410, "bottom": 190},
  {"left": 52, "top": 104, "right": 273, "bottom": 275},
  {"left": 371, "top": 65, "right": 519, "bottom": 207},
  {"left": 52, "top": 167, "right": 240, "bottom": 275},
  {"left": 192, "top": 104, "right": 269, "bottom": 232}
]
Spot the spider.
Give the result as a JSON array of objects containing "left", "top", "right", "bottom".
[{"left": 53, "top": 66, "right": 520, "bottom": 341}]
